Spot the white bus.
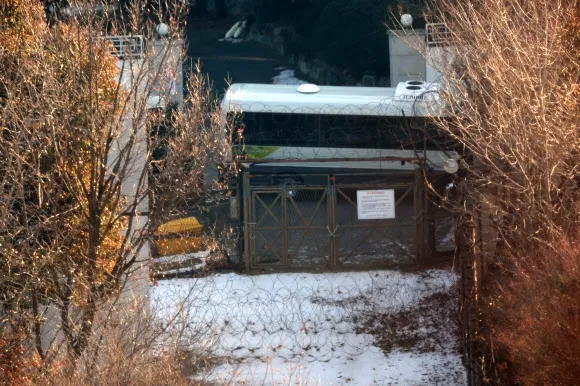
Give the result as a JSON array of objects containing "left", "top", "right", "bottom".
[
  {"left": 218, "top": 81, "right": 458, "bottom": 261},
  {"left": 220, "top": 81, "right": 455, "bottom": 175}
]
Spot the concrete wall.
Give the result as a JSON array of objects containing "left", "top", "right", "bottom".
[{"left": 388, "top": 30, "right": 426, "bottom": 87}]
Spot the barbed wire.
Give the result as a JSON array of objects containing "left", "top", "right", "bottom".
[{"left": 150, "top": 269, "right": 465, "bottom": 384}]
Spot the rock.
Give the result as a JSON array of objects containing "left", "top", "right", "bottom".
[
  {"left": 310, "top": 66, "right": 322, "bottom": 83},
  {"left": 377, "top": 76, "right": 390, "bottom": 87},
  {"left": 272, "top": 26, "right": 290, "bottom": 38},
  {"left": 298, "top": 57, "right": 310, "bottom": 76},
  {"left": 359, "top": 74, "right": 377, "bottom": 87},
  {"left": 325, "top": 71, "right": 338, "bottom": 85},
  {"left": 342, "top": 71, "right": 358, "bottom": 86},
  {"left": 272, "top": 27, "right": 287, "bottom": 48}
]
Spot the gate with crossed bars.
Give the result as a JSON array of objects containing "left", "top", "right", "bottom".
[{"left": 242, "top": 170, "right": 428, "bottom": 270}]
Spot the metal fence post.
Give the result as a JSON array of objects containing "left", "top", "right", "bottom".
[
  {"left": 414, "top": 167, "right": 426, "bottom": 261},
  {"left": 242, "top": 172, "right": 251, "bottom": 271},
  {"left": 328, "top": 176, "right": 337, "bottom": 269},
  {"left": 282, "top": 187, "right": 289, "bottom": 266}
]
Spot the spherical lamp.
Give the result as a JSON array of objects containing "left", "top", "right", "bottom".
[
  {"left": 156, "top": 23, "right": 169, "bottom": 38},
  {"left": 401, "top": 14, "right": 413, "bottom": 28}
]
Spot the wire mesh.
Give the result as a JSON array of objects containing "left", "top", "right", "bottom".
[
  {"left": 286, "top": 188, "right": 330, "bottom": 268},
  {"left": 244, "top": 172, "right": 430, "bottom": 270},
  {"left": 335, "top": 185, "right": 416, "bottom": 266}
]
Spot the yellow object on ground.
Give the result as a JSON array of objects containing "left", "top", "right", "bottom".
[
  {"left": 154, "top": 237, "right": 204, "bottom": 257},
  {"left": 156, "top": 216, "right": 203, "bottom": 235},
  {"left": 153, "top": 216, "right": 204, "bottom": 257}
]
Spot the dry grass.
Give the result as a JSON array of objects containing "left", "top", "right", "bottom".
[
  {"left": 0, "top": 328, "right": 201, "bottom": 386},
  {"left": 0, "top": 331, "right": 34, "bottom": 386},
  {"left": 360, "top": 287, "right": 459, "bottom": 355},
  {"left": 37, "top": 354, "right": 195, "bottom": 386}
]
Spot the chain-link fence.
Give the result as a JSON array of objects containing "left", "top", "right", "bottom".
[{"left": 239, "top": 169, "right": 452, "bottom": 271}]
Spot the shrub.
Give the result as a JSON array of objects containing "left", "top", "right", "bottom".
[
  {"left": 425, "top": 0, "right": 579, "bottom": 383},
  {"left": 484, "top": 236, "right": 580, "bottom": 384},
  {"left": 0, "top": 330, "right": 33, "bottom": 386}
]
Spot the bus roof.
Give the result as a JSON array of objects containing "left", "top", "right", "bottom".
[{"left": 221, "top": 83, "right": 444, "bottom": 117}]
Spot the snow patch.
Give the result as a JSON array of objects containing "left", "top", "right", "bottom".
[
  {"left": 151, "top": 269, "right": 466, "bottom": 385},
  {"left": 153, "top": 250, "right": 210, "bottom": 265}
]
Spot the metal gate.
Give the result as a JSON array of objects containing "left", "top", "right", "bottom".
[{"left": 243, "top": 171, "right": 427, "bottom": 270}]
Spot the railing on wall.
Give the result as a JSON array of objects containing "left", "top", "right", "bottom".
[
  {"left": 101, "top": 35, "right": 144, "bottom": 60},
  {"left": 426, "top": 23, "right": 451, "bottom": 47}
]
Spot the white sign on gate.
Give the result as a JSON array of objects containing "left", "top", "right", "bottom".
[{"left": 357, "top": 190, "right": 396, "bottom": 220}]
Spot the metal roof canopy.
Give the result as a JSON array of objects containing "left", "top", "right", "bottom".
[{"left": 221, "top": 83, "right": 444, "bottom": 117}]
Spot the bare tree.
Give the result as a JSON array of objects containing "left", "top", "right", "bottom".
[
  {"left": 425, "top": 0, "right": 579, "bottom": 247},
  {"left": 0, "top": 0, "right": 233, "bottom": 377},
  {"left": 421, "top": 0, "right": 579, "bottom": 383}
]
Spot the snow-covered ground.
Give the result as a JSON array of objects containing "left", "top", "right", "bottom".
[
  {"left": 153, "top": 250, "right": 210, "bottom": 266},
  {"left": 272, "top": 67, "right": 307, "bottom": 85},
  {"left": 151, "top": 269, "right": 466, "bottom": 385}
]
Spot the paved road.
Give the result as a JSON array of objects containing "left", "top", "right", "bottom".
[{"left": 185, "top": 29, "right": 289, "bottom": 96}]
